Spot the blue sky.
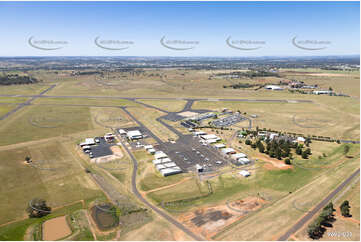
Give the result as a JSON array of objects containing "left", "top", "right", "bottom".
[{"left": 0, "top": 1, "right": 359, "bottom": 56}]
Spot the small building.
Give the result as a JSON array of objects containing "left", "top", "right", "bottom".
[
  {"left": 193, "top": 131, "right": 207, "bottom": 136},
  {"left": 264, "top": 85, "right": 284, "bottom": 91},
  {"left": 144, "top": 145, "right": 153, "bottom": 150},
  {"left": 206, "top": 139, "right": 218, "bottom": 144},
  {"left": 221, "top": 148, "right": 236, "bottom": 155},
  {"left": 82, "top": 145, "right": 91, "bottom": 151},
  {"left": 238, "top": 158, "right": 251, "bottom": 165},
  {"left": 196, "top": 164, "right": 204, "bottom": 172},
  {"left": 239, "top": 170, "right": 251, "bottom": 177},
  {"left": 201, "top": 134, "right": 219, "bottom": 140},
  {"left": 155, "top": 164, "right": 167, "bottom": 171},
  {"left": 297, "top": 137, "right": 306, "bottom": 143},
  {"left": 152, "top": 159, "right": 163, "bottom": 165},
  {"left": 160, "top": 167, "right": 182, "bottom": 177},
  {"left": 164, "top": 162, "right": 177, "bottom": 168},
  {"left": 118, "top": 129, "right": 127, "bottom": 135},
  {"left": 313, "top": 90, "right": 333, "bottom": 95},
  {"left": 214, "top": 143, "right": 226, "bottom": 149},
  {"left": 154, "top": 151, "right": 168, "bottom": 160},
  {"left": 83, "top": 138, "right": 95, "bottom": 146},
  {"left": 159, "top": 157, "right": 172, "bottom": 163},
  {"left": 148, "top": 148, "right": 156, "bottom": 154},
  {"left": 127, "top": 130, "right": 143, "bottom": 140},
  {"left": 231, "top": 153, "right": 247, "bottom": 160},
  {"left": 269, "top": 133, "right": 279, "bottom": 140},
  {"left": 104, "top": 133, "right": 115, "bottom": 142}
]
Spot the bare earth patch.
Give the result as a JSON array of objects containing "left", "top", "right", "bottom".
[
  {"left": 253, "top": 154, "right": 292, "bottom": 170},
  {"left": 177, "top": 197, "right": 266, "bottom": 240},
  {"left": 90, "top": 145, "right": 123, "bottom": 163},
  {"left": 42, "top": 216, "right": 71, "bottom": 241}
]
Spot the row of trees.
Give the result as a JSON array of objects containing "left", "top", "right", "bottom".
[
  {"left": 307, "top": 203, "right": 335, "bottom": 239},
  {"left": 245, "top": 138, "right": 312, "bottom": 163}
]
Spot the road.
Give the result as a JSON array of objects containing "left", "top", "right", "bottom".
[
  {"left": 0, "top": 84, "right": 56, "bottom": 120},
  {"left": 278, "top": 168, "right": 360, "bottom": 241},
  {"left": 114, "top": 130, "right": 204, "bottom": 241}
]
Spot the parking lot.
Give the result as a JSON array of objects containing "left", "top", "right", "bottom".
[
  {"left": 83, "top": 137, "right": 113, "bottom": 158},
  {"left": 157, "top": 135, "right": 231, "bottom": 173},
  {"left": 212, "top": 113, "right": 247, "bottom": 127}
]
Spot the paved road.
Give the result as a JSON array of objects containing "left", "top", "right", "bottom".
[
  {"left": 278, "top": 168, "right": 360, "bottom": 241},
  {"left": 0, "top": 84, "right": 56, "bottom": 120},
  {"left": 114, "top": 131, "right": 204, "bottom": 241}
]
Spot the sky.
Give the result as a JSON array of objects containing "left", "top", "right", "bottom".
[{"left": 0, "top": 1, "right": 359, "bottom": 56}]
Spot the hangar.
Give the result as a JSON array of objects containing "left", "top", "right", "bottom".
[
  {"left": 160, "top": 167, "right": 182, "bottom": 177},
  {"left": 231, "top": 153, "right": 247, "bottom": 160},
  {"left": 201, "top": 134, "right": 220, "bottom": 140},
  {"left": 221, "top": 148, "right": 236, "bottom": 155},
  {"left": 127, "top": 130, "right": 143, "bottom": 140}
]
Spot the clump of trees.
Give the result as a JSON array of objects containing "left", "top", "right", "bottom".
[
  {"left": 245, "top": 137, "right": 311, "bottom": 161},
  {"left": 26, "top": 198, "right": 51, "bottom": 218},
  {"left": 340, "top": 200, "right": 351, "bottom": 217},
  {"left": 0, "top": 74, "right": 39, "bottom": 85},
  {"left": 307, "top": 202, "right": 335, "bottom": 239}
]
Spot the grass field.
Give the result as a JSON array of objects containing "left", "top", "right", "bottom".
[
  {"left": 216, "top": 153, "right": 360, "bottom": 241},
  {"left": 0, "top": 140, "right": 102, "bottom": 225},
  {"left": 33, "top": 97, "right": 136, "bottom": 107},
  {"left": 0, "top": 105, "right": 93, "bottom": 146},
  {"left": 0, "top": 97, "right": 29, "bottom": 103},
  {"left": 0, "top": 104, "right": 16, "bottom": 118},
  {"left": 126, "top": 106, "right": 178, "bottom": 141},
  {"left": 193, "top": 100, "right": 359, "bottom": 140},
  {"left": 137, "top": 99, "right": 187, "bottom": 112}
]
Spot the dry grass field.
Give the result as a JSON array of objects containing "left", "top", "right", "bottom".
[
  {"left": 0, "top": 140, "right": 102, "bottom": 225},
  {"left": 0, "top": 67, "right": 358, "bottom": 241}
]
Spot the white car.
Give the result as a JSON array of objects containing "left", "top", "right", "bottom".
[{"left": 95, "top": 138, "right": 100, "bottom": 143}]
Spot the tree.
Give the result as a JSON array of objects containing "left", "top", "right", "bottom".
[
  {"left": 340, "top": 200, "right": 351, "bottom": 217},
  {"left": 296, "top": 147, "right": 302, "bottom": 155},
  {"left": 245, "top": 139, "right": 251, "bottom": 145},
  {"left": 26, "top": 198, "right": 51, "bottom": 218},
  {"left": 25, "top": 156, "right": 31, "bottom": 163},
  {"left": 258, "top": 142, "right": 265, "bottom": 153},
  {"left": 276, "top": 148, "right": 282, "bottom": 160},
  {"left": 305, "top": 148, "right": 312, "bottom": 155},
  {"left": 302, "top": 151, "right": 309, "bottom": 159},
  {"left": 285, "top": 158, "right": 291, "bottom": 165}
]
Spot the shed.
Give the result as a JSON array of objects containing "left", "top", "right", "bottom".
[
  {"left": 231, "top": 153, "right": 247, "bottom": 160},
  {"left": 239, "top": 170, "right": 251, "bottom": 177},
  {"left": 221, "top": 148, "right": 236, "bottom": 155}
]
